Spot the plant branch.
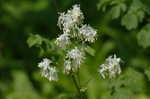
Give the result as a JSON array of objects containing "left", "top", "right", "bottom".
[{"left": 71, "top": 74, "right": 83, "bottom": 99}]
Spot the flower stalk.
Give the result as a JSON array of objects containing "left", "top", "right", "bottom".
[{"left": 71, "top": 73, "right": 83, "bottom": 99}]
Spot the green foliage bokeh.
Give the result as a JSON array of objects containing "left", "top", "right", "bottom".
[{"left": 0, "top": 0, "right": 150, "bottom": 99}]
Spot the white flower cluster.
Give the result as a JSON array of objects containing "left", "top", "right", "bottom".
[
  {"left": 36, "top": 4, "right": 123, "bottom": 83},
  {"left": 64, "top": 47, "right": 85, "bottom": 74},
  {"left": 58, "top": 4, "right": 84, "bottom": 33},
  {"left": 38, "top": 58, "right": 58, "bottom": 81},
  {"left": 98, "top": 54, "right": 121, "bottom": 79},
  {"left": 55, "top": 33, "right": 70, "bottom": 48},
  {"left": 79, "top": 24, "right": 97, "bottom": 42},
  {"left": 56, "top": 4, "right": 97, "bottom": 48},
  {"left": 37, "top": 4, "right": 98, "bottom": 81}
]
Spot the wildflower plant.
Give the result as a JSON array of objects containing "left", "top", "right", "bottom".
[
  {"left": 27, "top": 4, "right": 122, "bottom": 98},
  {"left": 55, "top": 4, "right": 97, "bottom": 77},
  {"left": 98, "top": 54, "right": 121, "bottom": 79}
]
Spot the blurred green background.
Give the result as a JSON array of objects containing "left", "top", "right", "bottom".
[{"left": 0, "top": 0, "right": 150, "bottom": 99}]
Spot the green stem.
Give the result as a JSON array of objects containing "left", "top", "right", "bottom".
[
  {"left": 77, "top": 68, "right": 81, "bottom": 88},
  {"left": 71, "top": 74, "right": 82, "bottom": 98}
]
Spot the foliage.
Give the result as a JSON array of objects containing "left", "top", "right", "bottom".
[
  {"left": 0, "top": 0, "right": 150, "bottom": 99},
  {"left": 137, "top": 24, "right": 150, "bottom": 48}
]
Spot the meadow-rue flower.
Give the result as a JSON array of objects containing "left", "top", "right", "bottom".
[
  {"left": 67, "top": 47, "right": 85, "bottom": 68},
  {"left": 79, "top": 24, "right": 97, "bottom": 43},
  {"left": 70, "top": 4, "right": 84, "bottom": 25},
  {"left": 58, "top": 12, "right": 74, "bottom": 33},
  {"left": 55, "top": 33, "right": 70, "bottom": 48},
  {"left": 64, "top": 60, "right": 72, "bottom": 74},
  {"left": 57, "top": 4, "right": 84, "bottom": 33},
  {"left": 98, "top": 54, "right": 121, "bottom": 79},
  {"left": 38, "top": 58, "right": 58, "bottom": 81},
  {"left": 38, "top": 58, "right": 52, "bottom": 70},
  {"left": 64, "top": 47, "right": 85, "bottom": 74}
]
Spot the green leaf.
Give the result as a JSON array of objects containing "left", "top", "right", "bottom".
[
  {"left": 119, "top": 68, "right": 146, "bottom": 93},
  {"left": 137, "top": 24, "right": 150, "bottom": 48},
  {"left": 27, "top": 34, "right": 44, "bottom": 48},
  {"left": 110, "top": 5, "right": 121, "bottom": 19},
  {"left": 110, "top": 3, "right": 126, "bottom": 19},
  {"left": 121, "top": 0, "right": 145, "bottom": 30},
  {"left": 137, "top": 10, "right": 145, "bottom": 22},
  {"left": 97, "top": 0, "right": 112, "bottom": 11},
  {"left": 121, "top": 13, "right": 138, "bottom": 30},
  {"left": 109, "top": 68, "right": 146, "bottom": 97}
]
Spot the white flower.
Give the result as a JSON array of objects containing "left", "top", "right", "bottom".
[
  {"left": 64, "top": 47, "right": 85, "bottom": 74},
  {"left": 70, "top": 4, "right": 84, "bottom": 25},
  {"left": 55, "top": 33, "right": 70, "bottom": 48},
  {"left": 47, "top": 66, "right": 58, "bottom": 81},
  {"left": 58, "top": 12, "right": 74, "bottom": 33},
  {"left": 79, "top": 24, "right": 97, "bottom": 43},
  {"left": 64, "top": 60, "right": 72, "bottom": 74},
  {"left": 67, "top": 47, "right": 85, "bottom": 68},
  {"left": 38, "top": 58, "right": 58, "bottom": 81},
  {"left": 57, "top": 4, "right": 84, "bottom": 33},
  {"left": 98, "top": 54, "right": 121, "bottom": 79},
  {"left": 38, "top": 58, "right": 52, "bottom": 70}
]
